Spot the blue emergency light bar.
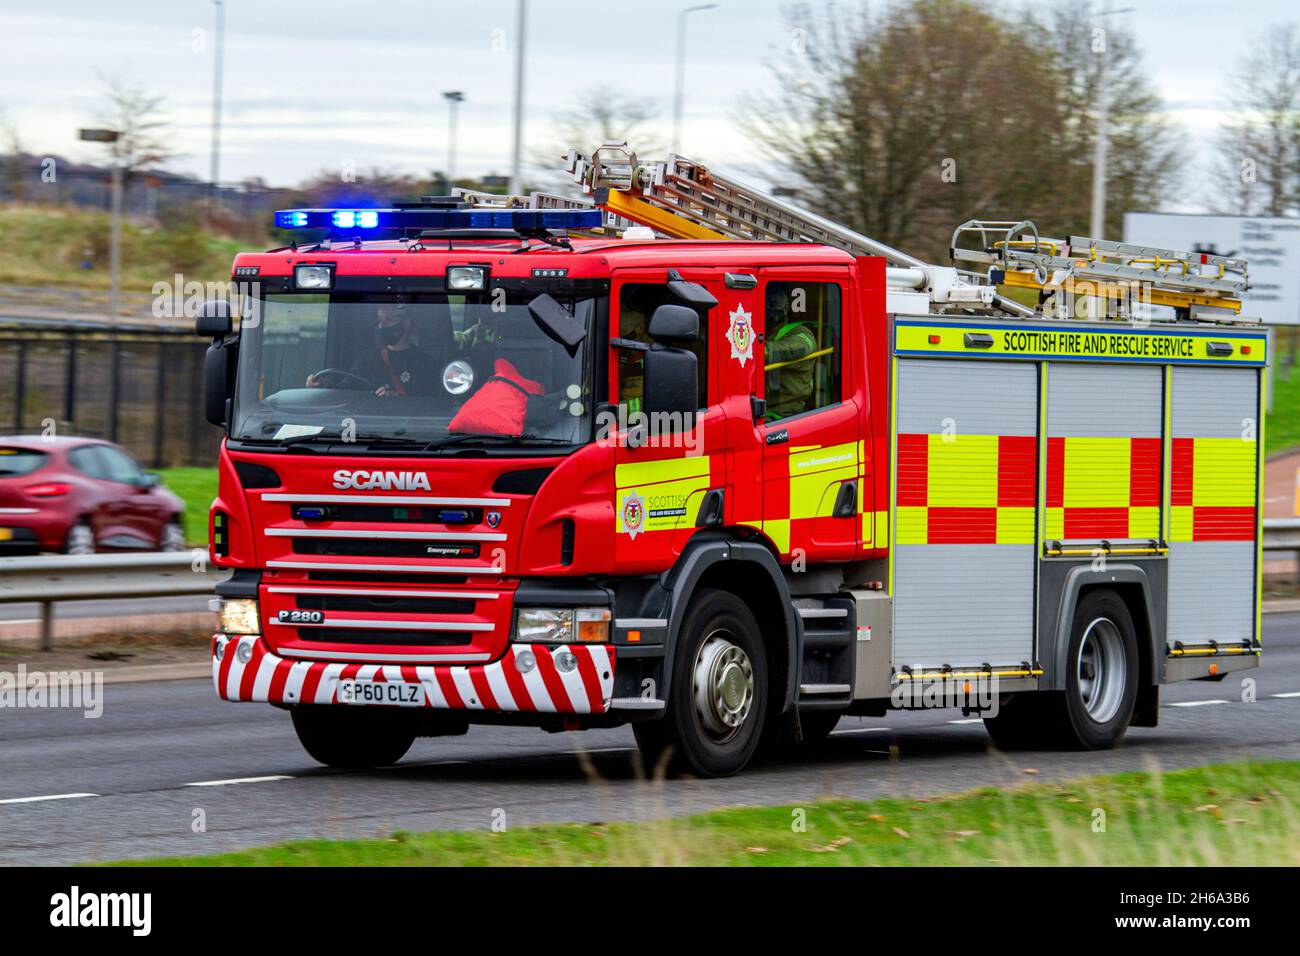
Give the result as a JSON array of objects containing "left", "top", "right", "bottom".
[{"left": 274, "top": 207, "right": 603, "bottom": 232}]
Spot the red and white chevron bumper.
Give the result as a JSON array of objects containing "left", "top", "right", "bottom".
[{"left": 212, "top": 636, "right": 615, "bottom": 714}]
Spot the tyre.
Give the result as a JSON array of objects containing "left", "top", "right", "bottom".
[
  {"left": 984, "top": 589, "right": 1138, "bottom": 751},
  {"left": 633, "top": 588, "right": 767, "bottom": 777},
  {"left": 64, "top": 521, "right": 95, "bottom": 555},
  {"left": 291, "top": 705, "right": 415, "bottom": 769},
  {"left": 160, "top": 519, "right": 186, "bottom": 552}
]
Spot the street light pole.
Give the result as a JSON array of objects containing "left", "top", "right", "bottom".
[
  {"left": 210, "top": 0, "right": 225, "bottom": 216},
  {"left": 80, "top": 128, "right": 122, "bottom": 326},
  {"left": 672, "top": 3, "right": 718, "bottom": 155},
  {"left": 443, "top": 91, "right": 465, "bottom": 187},
  {"left": 508, "top": 0, "right": 527, "bottom": 195},
  {"left": 1089, "top": 2, "right": 1132, "bottom": 239}
]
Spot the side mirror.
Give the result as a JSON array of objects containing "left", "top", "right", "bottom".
[
  {"left": 204, "top": 340, "right": 233, "bottom": 428},
  {"left": 647, "top": 303, "right": 699, "bottom": 342},
  {"left": 196, "top": 299, "right": 233, "bottom": 338},
  {"left": 643, "top": 346, "right": 698, "bottom": 419},
  {"left": 666, "top": 274, "right": 717, "bottom": 309},
  {"left": 137, "top": 473, "right": 161, "bottom": 490},
  {"left": 527, "top": 293, "right": 586, "bottom": 356}
]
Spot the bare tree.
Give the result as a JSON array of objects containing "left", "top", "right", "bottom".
[
  {"left": 1038, "top": 2, "right": 1181, "bottom": 237},
  {"left": 531, "top": 87, "right": 664, "bottom": 190},
  {"left": 0, "top": 109, "right": 26, "bottom": 201},
  {"left": 94, "top": 72, "right": 171, "bottom": 186},
  {"left": 1214, "top": 23, "right": 1300, "bottom": 216},
  {"left": 744, "top": 0, "right": 1068, "bottom": 263}
]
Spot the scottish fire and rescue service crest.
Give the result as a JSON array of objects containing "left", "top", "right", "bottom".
[
  {"left": 621, "top": 490, "right": 646, "bottom": 540},
  {"left": 726, "top": 304, "right": 754, "bottom": 367}
]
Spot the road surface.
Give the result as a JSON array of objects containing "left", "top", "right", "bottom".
[{"left": 1, "top": 614, "right": 1297, "bottom": 865}]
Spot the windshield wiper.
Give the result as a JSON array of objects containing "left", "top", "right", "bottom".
[{"left": 421, "top": 433, "right": 569, "bottom": 452}]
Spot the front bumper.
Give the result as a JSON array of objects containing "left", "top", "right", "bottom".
[{"left": 213, "top": 635, "right": 615, "bottom": 714}]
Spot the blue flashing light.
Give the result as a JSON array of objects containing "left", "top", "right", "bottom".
[{"left": 273, "top": 207, "right": 602, "bottom": 233}]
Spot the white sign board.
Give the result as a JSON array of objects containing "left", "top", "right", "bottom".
[{"left": 1124, "top": 212, "right": 1300, "bottom": 326}]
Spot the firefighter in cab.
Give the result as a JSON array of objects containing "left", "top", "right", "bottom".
[{"left": 764, "top": 284, "right": 818, "bottom": 420}]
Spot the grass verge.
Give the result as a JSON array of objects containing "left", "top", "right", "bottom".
[
  {"left": 1268, "top": 364, "right": 1300, "bottom": 456},
  {"left": 111, "top": 759, "right": 1300, "bottom": 866},
  {"left": 157, "top": 467, "right": 217, "bottom": 546}
]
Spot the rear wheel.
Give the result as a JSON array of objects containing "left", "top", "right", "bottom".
[
  {"left": 64, "top": 521, "right": 95, "bottom": 555},
  {"left": 291, "top": 705, "right": 415, "bottom": 769},
  {"left": 633, "top": 589, "right": 767, "bottom": 777},
  {"left": 984, "top": 589, "right": 1138, "bottom": 751}
]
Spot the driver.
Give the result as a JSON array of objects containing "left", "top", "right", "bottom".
[{"left": 308, "top": 304, "right": 437, "bottom": 396}]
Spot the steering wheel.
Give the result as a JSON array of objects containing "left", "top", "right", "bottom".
[{"left": 308, "top": 368, "right": 376, "bottom": 391}]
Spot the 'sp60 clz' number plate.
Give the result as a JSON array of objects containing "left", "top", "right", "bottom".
[
  {"left": 278, "top": 610, "right": 324, "bottom": 624},
  {"left": 338, "top": 680, "right": 423, "bottom": 707}
]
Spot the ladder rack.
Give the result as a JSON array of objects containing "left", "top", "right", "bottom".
[{"left": 449, "top": 143, "right": 1253, "bottom": 325}]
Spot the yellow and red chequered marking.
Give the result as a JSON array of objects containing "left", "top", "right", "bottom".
[
  {"left": 895, "top": 433, "right": 1036, "bottom": 544},
  {"left": 1170, "top": 437, "right": 1256, "bottom": 541},
  {"left": 1044, "top": 437, "right": 1161, "bottom": 539}
]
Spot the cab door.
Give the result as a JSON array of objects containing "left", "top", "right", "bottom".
[
  {"left": 609, "top": 267, "right": 728, "bottom": 574},
  {"left": 757, "top": 268, "right": 860, "bottom": 562}
]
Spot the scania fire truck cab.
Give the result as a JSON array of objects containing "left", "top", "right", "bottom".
[{"left": 201, "top": 148, "right": 1265, "bottom": 777}]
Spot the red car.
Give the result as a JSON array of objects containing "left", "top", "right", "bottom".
[{"left": 0, "top": 436, "right": 185, "bottom": 555}]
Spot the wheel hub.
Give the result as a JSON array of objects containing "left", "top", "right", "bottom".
[
  {"left": 693, "top": 631, "right": 754, "bottom": 742},
  {"left": 1077, "top": 617, "right": 1125, "bottom": 723}
]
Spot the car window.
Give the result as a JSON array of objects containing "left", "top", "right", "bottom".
[
  {"left": 0, "top": 448, "right": 47, "bottom": 476},
  {"left": 95, "top": 446, "right": 143, "bottom": 485},
  {"left": 617, "top": 282, "right": 710, "bottom": 413},
  {"left": 68, "top": 446, "right": 106, "bottom": 479}
]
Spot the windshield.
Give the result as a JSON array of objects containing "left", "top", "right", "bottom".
[{"left": 231, "top": 293, "right": 596, "bottom": 448}]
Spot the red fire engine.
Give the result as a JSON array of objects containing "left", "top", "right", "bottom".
[{"left": 201, "top": 144, "right": 1265, "bottom": 776}]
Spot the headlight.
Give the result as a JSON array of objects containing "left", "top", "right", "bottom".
[
  {"left": 219, "top": 598, "right": 261, "bottom": 635},
  {"left": 446, "top": 265, "right": 488, "bottom": 292},
  {"left": 442, "top": 359, "right": 474, "bottom": 395},
  {"left": 294, "top": 264, "right": 334, "bottom": 290},
  {"left": 513, "top": 607, "right": 609, "bottom": 643}
]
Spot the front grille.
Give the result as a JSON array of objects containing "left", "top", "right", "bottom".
[
  {"left": 305, "top": 628, "right": 469, "bottom": 646},
  {"left": 306, "top": 571, "right": 470, "bottom": 585},
  {"left": 292, "top": 538, "right": 481, "bottom": 559},
  {"left": 294, "top": 594, "right": 475, "bottom": 615}
]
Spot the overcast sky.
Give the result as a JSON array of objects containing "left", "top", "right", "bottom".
[{"left": 0, "top": 0, "right": 1290, "bottom": 202}]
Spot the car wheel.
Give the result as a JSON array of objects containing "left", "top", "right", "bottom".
[
  {"left": 64, "top": 521, "right": 96, "bottom": 556},
  {"left": 290, "top": 706, "right": 415, "bottom": 769},
  {"left": 160, "top": 520, "right": 185, "bottom": 552},
  {"left": 633, "top": 588, "right": 767, "bottom": 777}
]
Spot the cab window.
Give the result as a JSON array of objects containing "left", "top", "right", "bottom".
[
  {"left": 763, "top": 281, "right": 842, "bottom": 422},
  {"left": 616, "top": 283, "right": 709, "bottom": 413}
]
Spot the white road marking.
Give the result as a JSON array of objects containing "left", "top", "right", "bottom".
[
  {"left": 184, "top": 775, "right": 294, "bottom": 787},
  {"left": 1170, "top": 699, "right": 1229, "bottom": 707},
  {"left": 948, "top": 718, "right": 983, "bottom": 724},
  {"left": 1272, "top": 692, "right": 1300, "bottom": 699},
  {"left": 831, "top": 727, "right": 892, "bottom": 735},
  {"left": 0, "top": 792, "right": 98, "bottom": 805}
]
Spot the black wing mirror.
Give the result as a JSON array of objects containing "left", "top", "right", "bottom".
[
  {"left": 666, "top": 269, "right": 717, "bottom": 309},
  {"left": 527, "top": 293, "right": 587, "bottom": 356},
  {"left": 196, "top": 299, "right": 233, "bottom": 338}
]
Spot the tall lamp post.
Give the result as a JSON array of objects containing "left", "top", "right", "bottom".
[
  {"left": 1089, "top": 3, "right": 1132, "bottom": 239},
  {"left": 508, "top": 0, "right": 527, "bottom": 195},
  {"left": 672, "top": 3, "right": 718, "bottom": 155},
  {"left": 79, "top": 128, "right": 122, "bottom": 326},
  {"left": 443, "top": 91, "right": 465, "bottom": 187},
  {"left": 210, "top": 0, "right": 225, "bottom": 216}
]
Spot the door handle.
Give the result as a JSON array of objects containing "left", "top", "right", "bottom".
[{"left": 832, "top": 480, "right": 857, "bottom": 518}]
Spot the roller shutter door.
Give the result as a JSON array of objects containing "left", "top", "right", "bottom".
[
  {"left": 893, "top": 359, "right": 1038, "bottom": 669},
  {"left": 1044, "top": 363, "right": 1163, "bottom": 544},
  {"left": 1168, "top": 366, "right": 1259, "bottom": 647}
]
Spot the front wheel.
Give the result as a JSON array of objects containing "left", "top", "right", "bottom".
[
  {"left": 291, "top": 705, "right": 415, "bottom": 769},
  {"left": 633, "top": 589, "right": 767, "bottom": 777},
  {"left": 64, "top": 521, "right": 95, "bottom": 555}
]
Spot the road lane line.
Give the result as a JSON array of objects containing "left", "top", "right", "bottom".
[
  {"left": 185, "top": 775, "right": 294, "bottom": 787},
  {"left": 1273, "top": 692, "right": 1300, "bottom": 698},
  {"left": 0, "top": 792, "right": 98, "bottom": 805},
  {"left": 948, "top": 718, "right": 983, "bottom": 724},
  {"left": 831, "top": 727, "right": 892, "bottom": 735},
  {"left": 1170, "top": 699, "right": 1229, "bottom": 707}
]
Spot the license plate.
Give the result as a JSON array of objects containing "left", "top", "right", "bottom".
[
  {"left": 0, "top": 528, "right": 11, "bottom": 541},
  {"left": 337, "top": 679, "right": 423, "bottom": 707}
]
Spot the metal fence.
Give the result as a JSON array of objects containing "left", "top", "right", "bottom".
[{"left": 0, "top": 321, "right": 221, "bottom": 467}]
